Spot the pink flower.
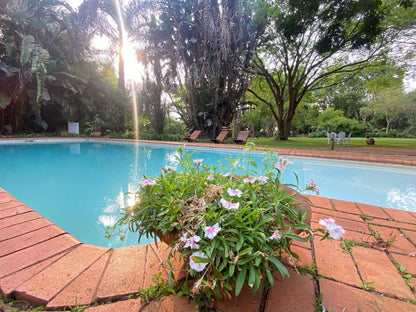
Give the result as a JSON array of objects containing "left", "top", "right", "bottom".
[
  {"left": 227, "top": 188, "right": 243, "bottom": 197},
  {"left": 207, "top": 174, "right": 215, "bottom": 181},
  {"left": 307, "top": 179, "right": 320, "bottom": 195},
  {"left": 220, "top": 198, "right": 239, "bottom": 210},
  {"left": 222, "top": 172, "right": 231, "bottom": 177},
  {"left": 319, "top": 218, "right": 345, "bottom": 240},
  {"left": 189, "top": 251, "right": 208, "bottom": 272},
  {"left": 275, "top": 157, "right": 293, "bottom": 172},
  {"left": 244, "top": 177, "right": 256, "bottom": 184},
  {"left": 140, "top": 179, "right": 156, "bottom": 187},
  {"left": 204, "top": 223, "right": 221, "bottom": 239},
  {"left": 183, "top": 235, "right": 201, "bottom": 249},
  {"left": 257, "top": 176, "right": 268, "bottom": 185},
  {"left": 269, "top": 230, "right": 281, "bottom": 240}
]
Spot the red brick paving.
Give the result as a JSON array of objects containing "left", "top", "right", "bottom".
[
  {"left": 0, "top": 139, "right": 415, "bottom": 311},
  {"left": 352, "top": 246, "right": 414, "bottom": 299},
  {"left": 320, "top": 278, "right": 416, "bottom": 312},
  {"left": 264, "top": 267, "right": 316, "bottom": 312}
]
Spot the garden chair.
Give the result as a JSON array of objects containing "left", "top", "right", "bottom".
[
  {"left": 233, "top": 130, "right": 250, "bottom": 145},
  {"left": 327, "top": 132, "right": 337, "bottom": 144},
  {"left": 184, "top": 130, "right": 202, "bottom": 142},
  {"left": 346, "top": 132, "right": 352, "bottom": 145},
  {"left": 337, "top": 131, "right": 346, "bottom": 144},
  {"left": 210, "top": 129, "right": 229, "bottom": 144}
]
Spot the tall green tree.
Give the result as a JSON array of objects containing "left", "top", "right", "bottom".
[
  {"left": 129, "top": 0, "right": 266, "bottom": 137},
  {"left": 78, "top": 0, "right": 128, "bottom": 91},
  {"left": 248, "top": 0, "right": 411, "bottom": 140}
]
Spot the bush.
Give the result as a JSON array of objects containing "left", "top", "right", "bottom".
[{"left": 108, "top": 145, "right": 343, "bottom": 305}]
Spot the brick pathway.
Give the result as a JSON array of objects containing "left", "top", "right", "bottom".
[{"left": 0, "top": 139, "right": 415, "bottom": 311}]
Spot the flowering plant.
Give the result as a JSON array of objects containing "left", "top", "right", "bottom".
[{"left": 114, "top": 145, "right": 337, "bottom": 302}]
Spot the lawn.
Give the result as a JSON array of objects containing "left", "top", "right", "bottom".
[{"left": 237, "top": 137, "right": 416, "bottom": 149}]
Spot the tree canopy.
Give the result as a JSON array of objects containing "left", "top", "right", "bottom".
[{"left": 248, "top": 0, "right": 412, "bottom": 139}]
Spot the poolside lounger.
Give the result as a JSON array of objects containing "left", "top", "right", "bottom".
[
  {"left": 210, "top": 130, "right": 229, "bottom": 144},
  {"left": 233, "top": 130, "right": 250, "bottom": 145},
  {"left": 184, "top": 130, "right": 202, "bottom": 142}
]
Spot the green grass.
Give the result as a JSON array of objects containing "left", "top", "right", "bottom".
[{"left": 241, "top": 137, "right": 416, "bottom": 149}]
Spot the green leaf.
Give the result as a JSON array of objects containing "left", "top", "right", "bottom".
[
  {"left": 235, "top": 266, "right": 247, "bottom": 296},
  {"left": 20, "top": 35, "right": 35, "bottom": 66},
  {"left": 236, "top": 235, "right": 245, "bottom": 251},
  {"left": 193, "top": 256, "right": 210, "bottom": 264},
  {"left": 266, "top": 268, "right": 274, "bottom": 285},
  {"left": 229, "top": 264, "right": 235, "bottom": 277},
  {"left": 399, "top": 265, "right": 406, "bottom": 273},
  {"left": 248, "top": 266, "right": 256, "bottom": 287},
  {"left": 284, "top": 233, "right": 309, "bottom": 242},
  {"left": 269, "top": 257, "right": 289, "bottom": 277}
]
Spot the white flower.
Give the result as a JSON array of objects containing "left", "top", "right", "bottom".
[
  {"left": 319, "top": 218, "right": 345, "bottom": 240},
  {"left": 220, "top": 198, "right": 239, "bottom": 210},
  {"left": 193, "top": 159, "right": 203, "bottom": 165},
  {"left": 204, "top": 223, "right": 221, "bottom": 239},
  {"left": 163, "top": 165, "right": 176, "bottom": 171},
  {"left": 140, "top": 179, "right": 156, "bottom": 187},
  {"left": 243, "top": 177, "right": 256, "bottom": 184},
  {"left": 189, "top": 251, "right": 208, "bottom": 272},
  {"left": 275, "top": 157, "right": 293, "bottom": 172},
  {"left": 269, "top": 230, "right": 281, "bottom": 240},
  {"left": 184, "top": 235, "right": 201, "bottom": 249},
  {"left": 227, "top": 188, "right": 243, "bottom": 197},
  {"left": 257, "top": 176, "right": 268, "bottom": 185},
  {"left": 207, "top": 174, "right": 215, "bottom": 181}
]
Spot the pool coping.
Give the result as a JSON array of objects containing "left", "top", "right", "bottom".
[{"left": 1, "top": 138, "right": 416, "bottom": 311}]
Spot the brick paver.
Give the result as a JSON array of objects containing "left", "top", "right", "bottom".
[
  {"left": 314, "top": 238, "right": 361, "bottom": 287},
  {"left": 47, "top": 250, "right": 112, "bottom": 309},
  {"left": 370, "top": 225, "right": 416, "bottom": 254},
  {"left": 14, "top": 244, "right": 108, "bottom": 306},
  {"left": 331, "top": 198, "right": 362, "bottom": 214},
  {"left": 352, "top": 246, "right": 414, "bottom": 299},
  {"left": 96, "top": 245, "right": 148, "bottom": 300},
  {"left": 356, "top": 203, "right": 391, "bottom": 219},
  {"left": 320, "top": 278, "right": 416, "bottom": 312},
  {"left": 265, "top": 267, "right": 315, "bottom": 312},
  {"left": 85, "top": 299, "right": 144, "bottom": 312}
]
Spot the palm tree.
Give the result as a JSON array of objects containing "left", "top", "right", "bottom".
[{"left": 78, "top": 0, "right": 127, "bottom": 91}]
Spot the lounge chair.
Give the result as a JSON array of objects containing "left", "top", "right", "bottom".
[
  {"left": 210, "top": 130, "right": 229, "bottom": 144},
  {"left": 184, "top": 130, "right": 202, "bottom": 142},
  {"left": 233, "top": 130, "right": 250, "bottom": 145},
  {"left": 337, "top": 132, "right": 346, "bottom": 144}
]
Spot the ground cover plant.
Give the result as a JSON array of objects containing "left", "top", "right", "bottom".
[{"left": 110, "top": 144, "right": 344, "bottom": 307}]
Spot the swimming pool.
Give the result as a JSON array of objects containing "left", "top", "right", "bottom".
[{"left": 1, "top": 139, "right": 415, "bottom": 248}]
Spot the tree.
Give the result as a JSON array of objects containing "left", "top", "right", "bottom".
[
  {"left": 129, "top": 0, "right": 266, "bottom": 137},
  {"left": 248, "top": 0, "right": 410, "bottom": 140},
  {"left": 78, "top": 0, "right": 129, "bottom": 91},
  {"left": 0, "top": 0, "right": 88, "bottom": 133},
  {"left": 361, "top": 87, "right": 407, "bottom": 133}
]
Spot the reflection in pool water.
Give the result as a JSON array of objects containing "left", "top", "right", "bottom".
[{"left": 0, "top": 140, "right": 415, "bottom": 248}]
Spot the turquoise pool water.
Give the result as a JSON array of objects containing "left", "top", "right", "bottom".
[{"left": 0, "top": 140, "right": 415, "bottom": 248}]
